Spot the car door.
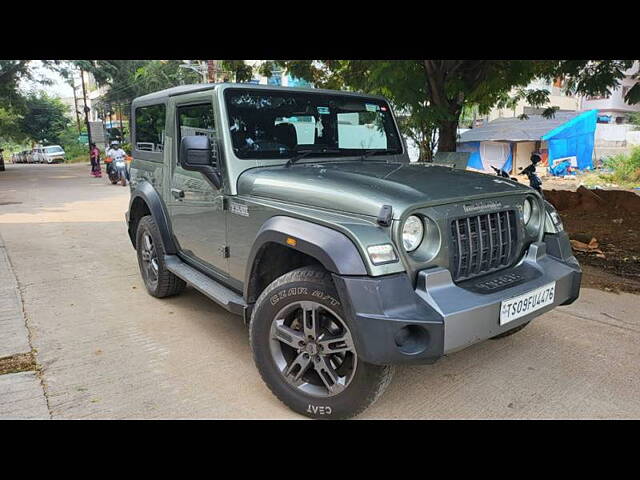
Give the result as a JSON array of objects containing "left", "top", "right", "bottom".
[{"left": 167, "top": 97, "right": 228, "bottom": 275}]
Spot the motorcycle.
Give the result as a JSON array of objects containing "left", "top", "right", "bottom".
[
  {"left": 492, "top": 153, "right": 543, "bottom": 198},
  {"left": 520, "top": 154, "right": 543, "bottom": 197},
  {"left": 105, "top": 156, "right": 128, "bottom": 186}
]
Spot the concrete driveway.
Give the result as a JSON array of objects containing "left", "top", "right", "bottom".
[{"left": 1, "top": 163, "right": 639, "bottom": 419}]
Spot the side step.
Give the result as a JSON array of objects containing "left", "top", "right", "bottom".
[{"left": 164, "top": 255, "right": 246, "bottom": 316}]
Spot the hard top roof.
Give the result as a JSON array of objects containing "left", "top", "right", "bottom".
[{"left": 131, "top": 82, "right": 387, "bottom": 104}]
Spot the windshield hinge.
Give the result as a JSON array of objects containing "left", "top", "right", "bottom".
[{"left": 377, "top": 205, "right": 393, "bottom": 227}]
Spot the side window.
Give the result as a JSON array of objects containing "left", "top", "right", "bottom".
[
  {"left": 177, "top": 103, "right": 216, "bottom": 152},
  {"left": 135, "top": 104, "right": 166, "bottom": 152}
]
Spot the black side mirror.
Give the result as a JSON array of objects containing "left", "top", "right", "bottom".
[{"left": 179, "top": 135, "right": 222, "bottom": 189}]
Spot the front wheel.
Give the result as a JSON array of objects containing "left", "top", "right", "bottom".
[
  {"left": 250, "top": 266, "right": 394, "bottom": 419},
  {"left": 135, "top": 215, "right": 185, "bottom": 298}
]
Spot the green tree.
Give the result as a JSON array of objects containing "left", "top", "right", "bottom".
[
  {"left": 20, "top": 92, "right": 70, "bottom": 145},
  {"left": 219, "top": 60, "right": 254, "bottom": 82},
  {"left": 132, "top": 60, "right": 202, "bottom": 95},
  {"left": 272, "top": 60, "right": 640, "bottom": 158}
]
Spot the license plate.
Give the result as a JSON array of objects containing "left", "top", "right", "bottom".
[{"left": 500, "top": 282, "right": 556, "bottom": 325}]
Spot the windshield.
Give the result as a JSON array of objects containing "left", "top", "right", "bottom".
[
  {"left": 45, "top": 146, "right": 63, "bottom": 153},
  {"left": 224, "top": 88, "right": 402, "bottom": 160}
]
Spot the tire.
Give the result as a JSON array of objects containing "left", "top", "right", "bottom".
[
  {"left": 250, "top": 266, "right": 394, "bottom": 419},
  {"left": 135, "top": 215, "right": 186, "bottom": 298},
  {"left": 490, "top": 321, "right": 530, "bottom": 339}
]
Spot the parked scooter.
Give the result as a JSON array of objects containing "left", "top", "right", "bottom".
[
  {"left": 491, "top": 153, "right": 543, "bottom": 198},
  {"left": 521, "top": 153, "right": 543, "bottom": 197}
]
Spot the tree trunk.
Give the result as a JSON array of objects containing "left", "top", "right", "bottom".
[{"left": 438, "top": 119, "right": 459, "bottom": 153}]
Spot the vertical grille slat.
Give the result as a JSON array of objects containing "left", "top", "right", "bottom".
[
  {"left": 450, "top": 210, "right": 518, "bottom": 281},
  {"left": 455, "top": 220, "right": 464, "bottom": 276},
  {"left": 476, "top": 215, "right": 484, "bottom": 273},
  {"left": 505, "top": 210, "right": 513, "bottom": 261},
  {"left": 466, "top": 217, "right": 473, "bottom": 277},
  {"left": 487, "top": 213, "right": 493, "bottom": 265}
]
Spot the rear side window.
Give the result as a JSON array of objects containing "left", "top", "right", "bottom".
[{"left": 135, "top": 104, "right": 166, "bottom": 152}]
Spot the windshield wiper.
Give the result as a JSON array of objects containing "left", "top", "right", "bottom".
[
  {"left": 285, "top": 149, "right": 315, "bottom": 168},
  {"left": 285, "top": 148, "right": 341, "bottom": 167},
  {"left": 360, "top": 149, "right": 384, "bottom": 161}
]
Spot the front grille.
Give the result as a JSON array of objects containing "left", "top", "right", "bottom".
[{"left": 450, "top": 210, "right": 518, "bottom": 281}]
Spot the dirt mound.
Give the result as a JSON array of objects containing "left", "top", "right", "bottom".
[
  {"left": 543, "top": 187, "right": 640, "bottom": 288},
  {"left": 544, "top": 186, "right": 640, "bottom": 215}
]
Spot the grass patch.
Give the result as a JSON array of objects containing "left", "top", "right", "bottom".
[
  {"left": 591, "top": 147, "right": 640, "bottom": 188},
  {"left": 66, "top": 154, "right": 90, "bottom": 164},
  {"left": 0, "top": 352, "right": 37, "bottom": 375}
]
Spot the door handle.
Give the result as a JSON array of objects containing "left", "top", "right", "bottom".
[{"left": 171, "top": 188, "right": 184, "bottom": 199}]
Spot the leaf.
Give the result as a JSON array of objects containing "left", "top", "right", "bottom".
[{"left": 624, "top": 82, "right": 640, "bottom": 105}]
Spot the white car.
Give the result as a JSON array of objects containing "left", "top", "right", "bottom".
[
  {"left": 30, "top": 148, "right": 46, "bottom": 163},
  {"left": 42, "top": 145, "right": 66, "bottom": 164}
]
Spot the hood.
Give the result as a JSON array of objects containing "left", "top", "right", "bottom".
[{"left": 237, "top": 161, "right": 531, "bottom": 218}]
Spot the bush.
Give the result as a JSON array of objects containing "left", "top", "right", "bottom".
[
  {"left": 601, "top": 146, "right": 640, "bottom": 186},
  {"left": 67, "top": 154, "right": 89, "bottom": 164}
]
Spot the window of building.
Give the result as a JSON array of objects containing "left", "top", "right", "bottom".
[{"left": 135, "top": 104, "right": 166, "bottom": 152}]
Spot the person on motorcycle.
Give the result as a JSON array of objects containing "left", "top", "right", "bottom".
[
  {"left": 106, "top": 141, "right": 129, "bottom": 186},
  {"left": 107, "top": 141, "right": 126, "bottom": 162}
]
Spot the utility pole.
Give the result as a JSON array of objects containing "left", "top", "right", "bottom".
[
  {"left": 80, "top": 69, "right": 92, "bottom": 159},
  {"left": 118, "top": 102, "right": 124, "bottom": 142},
  {"left": 70, "top": 76, "right": 82, "bottom": 134}
]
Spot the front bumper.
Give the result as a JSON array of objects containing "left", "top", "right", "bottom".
[{"left": 332, "top": 232, "right": 581, "bottom": 366}]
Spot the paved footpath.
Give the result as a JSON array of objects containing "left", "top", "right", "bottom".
[
  {"left": 0, "top": 163, "right": 639, "bottom": 419},
  {"left": 0, "top": 231, "right": 49, "bottom": 419}
]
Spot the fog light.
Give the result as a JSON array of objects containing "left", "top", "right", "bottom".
[
  {"left": 367, "top": 244, "right": 397, "bottom": 265},
  {"left": 394, "top": 325, "right": 429, "bottom": 355}
]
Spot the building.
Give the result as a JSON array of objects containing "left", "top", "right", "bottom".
[
  {"left": 458, "top": 110, "right": 598, "bottom": 175},
  {"left": 580, "top": 62, "right": 640, "bottom": 124},
  {"left": 244, "top": 60, "right": 313, "bottom": 87},
  {"left": 484, "top": 78, "right": 581, "bottom": 124}
]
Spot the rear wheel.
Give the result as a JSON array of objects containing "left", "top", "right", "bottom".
[
  {"left": 250, "top": 266, "right": 394, "bottom": 419},
  {"left": 135, "top": 215, "right": 185, "bottom": 298}
]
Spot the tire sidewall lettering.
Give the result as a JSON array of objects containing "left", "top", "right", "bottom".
[
  {"left": 268, "top": 287, "right": 340, "bottom": 307},
  {"left": 307, "top": 404, "right": 333, "bottom": 416}
]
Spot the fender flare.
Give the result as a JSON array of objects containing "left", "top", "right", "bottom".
[
  {"left": 244, "top": 216, "right": 368, "bottom": 299},
  {"left": 127, "top": 181, "right": 177, "bottom": 254}
]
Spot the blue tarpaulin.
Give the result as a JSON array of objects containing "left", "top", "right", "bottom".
[
  {"left": 542, "top": 109, "right": 597, "bottom": 171},
  {"left": 458, "top": 141, "right": 513, "bottom": 172},
  {"left": 457, "top": 141, "right": 482, "bottom": 169},
  {"left": 458, "top": 110, "right": 598, "bottom": 174}
]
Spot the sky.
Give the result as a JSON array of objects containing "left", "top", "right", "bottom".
[{"left": 20, "top": 61, "right": 74, "bottom": 98}]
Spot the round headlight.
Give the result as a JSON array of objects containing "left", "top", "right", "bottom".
[
  {"left": 523, "top": 198, "right": 533, "bottom": 225},
  {"left": 402, "top": 215, "right": 424, "bottom": 252}
]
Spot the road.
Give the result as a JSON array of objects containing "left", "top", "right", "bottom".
[{"left": 1, "top": 162, "right": 639, "bottom": 419}]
